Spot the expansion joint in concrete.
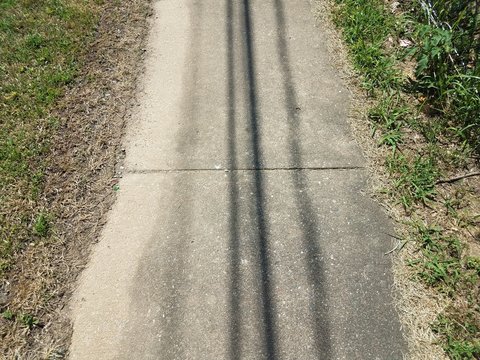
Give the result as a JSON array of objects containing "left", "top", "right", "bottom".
[{"left": 125, "top": 166, "right": 365, "bottom": 174}]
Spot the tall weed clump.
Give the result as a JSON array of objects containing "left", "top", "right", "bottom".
[{"left": 410, "top": 0, "right": 480, "bottom": 151}]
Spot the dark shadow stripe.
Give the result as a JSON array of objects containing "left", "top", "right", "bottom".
[
  {"left": 241, "top": 0, "right": 278, "bottom": 358},
  {"left": 226, "top": 0, "right": 242, "bottom": 358},
  {"left": 272, "top": 0, "right": 333, "bottom": 358}
]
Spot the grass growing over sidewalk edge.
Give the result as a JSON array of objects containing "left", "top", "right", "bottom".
[
  {"left": 318, "top": 0, "right": 480, "bottom": 358},
  {"left": 0, "top": 0, "right": 152, "bottom": 356}
]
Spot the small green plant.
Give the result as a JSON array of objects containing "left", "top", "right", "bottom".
[
  {"left": 369, "top": 96, "right": 410, "bottom": 151},
  {"left": 466, "top": 257, "right": 480, "bottom": 274},
  {"left": 447, "top": 76, "right": 480, "bottom": 152},
  {"left": 33, "top": 212, "right": 50, "bottom": 237},
  {"left": 386, "top": 154, "right": 439, "bottom": 208},
  {"left": 19, "top": 313, "right": 39, "bottom": 329},
  {"left": 411, "top": 222, "right": 463, "bottom": 293},
  {"left": 420, "top": 255, "right": 462, "bottom": 291},
  {"left": 1, "top": 309, "right": 14, "bottom": 321},
  {"left": 410, "top": 25, "right": 454, "bottom": 100}
]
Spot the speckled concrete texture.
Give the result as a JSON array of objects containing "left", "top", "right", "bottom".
[{"left": 69, "top": 0, "right": 406, "bottom": 358}]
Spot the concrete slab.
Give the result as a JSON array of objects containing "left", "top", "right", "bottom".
[
  {"left": 124, "top": 0, "right": 364, "bottom": 171},
  {"left": 70, "top": 170, "right": 404, "bottom": 359}
]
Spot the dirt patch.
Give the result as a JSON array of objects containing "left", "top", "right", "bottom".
[{"left": 0, "top": 0, "right": 152, "bottom": 357}]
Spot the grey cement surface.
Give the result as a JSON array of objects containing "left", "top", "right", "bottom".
[{"left": 69, "top": 0, "right": 406, "bottom": 359}]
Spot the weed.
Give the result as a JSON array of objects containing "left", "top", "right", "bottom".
[
  {"left": 411, "top": 222, "right": 464, "bottom": 293},
  {"left": 466, "top": 257, "right": 480, "bottom": 274},
  {"left": 33, "top": 212, "right": 50, "bottom": 237},
  {"left": 386, "top": 154, "right": 439, "bottom": 208},
  {"left": 369, "top": 95, "right": 409, "bottom": 151},
  {"left": 407, "top": 1, "right": 480, "bottom": 153},
  {"left": 420, "top": 255, "right": 462, "bottom": 291},
  {"left": 410, "top": 25, "right": 454, "bottom": 99},
  {"left": 19, "top": 313, "right": 39, "bottom": 329},
  {"left": 1, "top": 309, "right": 14, "bottom": 321}
]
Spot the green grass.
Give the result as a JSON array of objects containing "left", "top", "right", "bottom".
[
  {"left": 332, "top": 0, "right": 403, "bottom": 93},
  {"left": 413, "top": 222, "right": 480, "bottom": 359},
  {"left": 433, "top": 314, "right": 480, "bottom": 360},
  {"left": 386, "top": 153, "right": 439, "bottom": 209},
  {"left": 369, "top": 95, "right": 408, "bottom": 151},
  {"left": 330, "top": 0, "right": 480, "bottom": 358},
  {"left": 0, "top": 0, "right": 102, "bottom": 274},
  {"left": 33, "top": 212, "right": 50, "bottom": 237}
]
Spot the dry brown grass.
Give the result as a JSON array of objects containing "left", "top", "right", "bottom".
[{"left": 0, "top": 0, "right": 152, "bottom": 357}]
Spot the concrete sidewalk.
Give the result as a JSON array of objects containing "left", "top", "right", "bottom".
[{"left": 69, "top": 0, "right": 406, "bottom": 358}]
